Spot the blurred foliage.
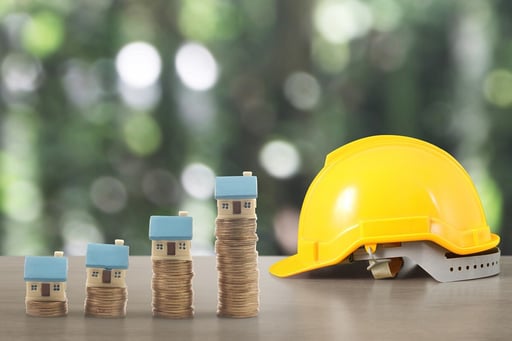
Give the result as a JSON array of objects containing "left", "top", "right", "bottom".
[{"left": 0, "top": 0, "right": 511, "bottom": 256}]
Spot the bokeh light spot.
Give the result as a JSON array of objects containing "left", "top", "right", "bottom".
[
  {"left": 61, "top": 60, "right": 100, "bottom": 108},
  {"left": 116, "top": 41, "right": 162, "bottom": 88},
  {"left": 483, "top": 69, "right": 512, "bottom": 108},
  {"left": 22, "top": 11, "right": 64, "bottom": 58},
  {"left": 175, "top": 42, "right": 219, "bottom": 91},
  {"left": 2, "top": 180, "right": 42, "bottom": 222},
  {"left": 314, "top": 0, "right": 373, "bottom": 44},
  {"left": 1, "top": 53, "right": 42, "bottom": 93},
  {"left": 259, "top": 140, "right": 301, "bottom": 179},
  {"left": 284, "top": 71, "right": 321, "bottom": 111},
  {"left": 123, "top": 114, "right": 162, "bottom": 156},
  {"left": 90, "top": 176, "right": 128, "bottom": 214},
  {"left": 181, "top": 163, "right": 215, "bottom": 199}
]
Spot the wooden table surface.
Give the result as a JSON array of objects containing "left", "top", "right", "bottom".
[{"left": 1, "top": 256, "right": 511, "bottom": 340}]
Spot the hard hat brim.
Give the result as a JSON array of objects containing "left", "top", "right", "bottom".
[
  {"left": 269, "top": 231, "right": 500, "bottom": 278},
  {"left": 269, "top": 253, "right": 341, "bottom": 278},
  {"left": 269, "top": 254, "right": 307, "bottom": 277}
]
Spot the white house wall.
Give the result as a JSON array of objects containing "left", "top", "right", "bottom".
[
  {"left": 85, "top": 267, "right": 127, "bottom": 288},
  {"left": 151, "top": 240, "right": 192, "bottom": 261},
  {"left": 216, "top": 199, "right": 257, "bottom": 219},
  {"left": 25, "top": 281, "right": 67, "bottom": 302}
]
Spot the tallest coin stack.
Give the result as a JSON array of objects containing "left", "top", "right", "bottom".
[{"left": 214, "top": 171, "right": 259, "bottom": 318}]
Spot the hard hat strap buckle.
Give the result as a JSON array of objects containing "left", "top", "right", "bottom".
[{"left": 364, "top": 244, "right": 403, "bottom": 279}]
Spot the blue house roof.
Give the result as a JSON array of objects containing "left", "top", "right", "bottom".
[
  {"left": 86, "top": 243, "right": 129, "bottom": 269},
  {"left": 24, "top": 256, "right": 68, "bottom": 282},
  {"left": 215, "top": 175, "right": 258, "bottom": 199},
  {"left": 149, "top": 215, "right": 193, "bottom": 240}
]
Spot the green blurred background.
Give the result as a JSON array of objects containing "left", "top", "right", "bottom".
[{"left": 0, "top": 0, "right": 510, "bottom": 256}]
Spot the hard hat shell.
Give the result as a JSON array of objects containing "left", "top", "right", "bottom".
[{"left": 270, "top": 135, "right": 499, "bottom": 277}]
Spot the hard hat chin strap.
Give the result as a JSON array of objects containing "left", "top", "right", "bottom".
[{"left": 354, "top": 242, "right": 500, "bottom": 282}]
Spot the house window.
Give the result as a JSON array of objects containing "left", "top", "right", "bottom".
[
  {"left": 156, "top": 243, "right": 164, "bottom": 250},
  {"left": 114, "top": 271, "right": 122, "bottom": 279},
  {"left": 92, "top": 271, "right": 99, "bottom": 278},
  {"left": 53, "top": 284, "right": 60, "bottom": 291},
  {"left": 244, "top": 201, "right": 251, "bottom": 209},
  {"left": 178, "top": 242, "right": 187, "bottom": 250},
  {"left": 31, "top": 284, "right": 38, "bottom": 291},
  {"left": 222, "top": 202, "right": 229, "bottom": 209}
]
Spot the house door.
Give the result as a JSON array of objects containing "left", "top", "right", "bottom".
[
  {"left": 102, "top": 270, "right": 111, "bottom": 283},
  {"left": 233, "top": 201, "right": 241, "bottom": 214},
  {"left": 167, "top": 242, "right": 176, "bottom": 256},
  {"left": 41, "top": 283, "right": 50, "bottom": 297}
]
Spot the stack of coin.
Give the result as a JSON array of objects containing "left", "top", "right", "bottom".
[
  {"left": 215, "top": 217, "right": 259, "bottom": 318},
  {"left": 84, "top": 287, "right": 127, "bottom": 318},
  {"left": 26, "top": 300, "right": 68, "bottom": 317},
  {"left": 152, "top": 259, "right": 194, "bottom": 318}
]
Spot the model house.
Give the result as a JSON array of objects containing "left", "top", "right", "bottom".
[
  {"left": 24, "top": 251, "right": 68, "bottom": 302},
  {"left": 149, "top": 211, "right": 192, "bottom": 261},
  {"left": 215, "top": 171, "right": 258, "bottom": 218},
  {"left": 85, "top": 239, "right": 129, "bottom": 288}
]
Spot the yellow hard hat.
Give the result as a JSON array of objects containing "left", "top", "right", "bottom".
[{"left": 270, "top": 135, "right": 500, "bottom": 282}]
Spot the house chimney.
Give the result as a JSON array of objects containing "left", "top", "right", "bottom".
[
  {"left": 243, "top": 171, "right": 253, "bottom": 176},
  {"left": 54, "top": 251, "right": 64, "bottom": 257},
  {"left": 115, "top": 239, "right": 125, "bottom": 246},
  {"left": 179, "top": 211, "right": 189, "bottom": 217}
]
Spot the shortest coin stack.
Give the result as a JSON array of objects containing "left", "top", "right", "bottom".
[
  {"left": 152, "top": 259, "right": 194, "bottom": 318},
  {"left": 26, "top": 300, "right": 68, "bottom": 317},
  {"left": 24, "top": 251, "right": 68, "bottom": 318},
  {"left": 84, "top": 287, "right": 127, "bottom": 318}
]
